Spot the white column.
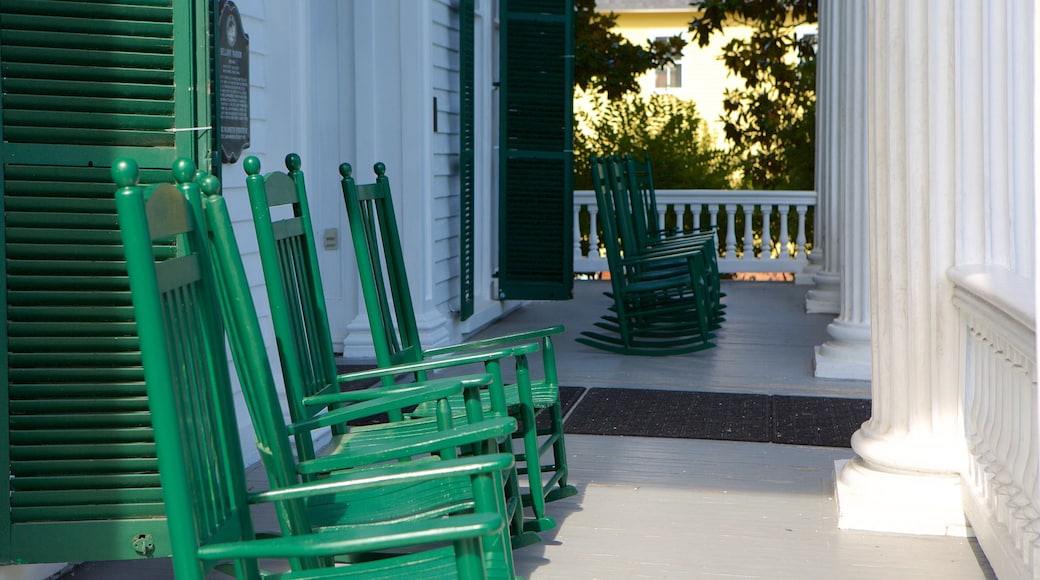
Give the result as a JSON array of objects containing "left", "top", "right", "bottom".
[
  {"left": 813, "top": 0, "right": 872, "bottom": 380},
  {"left": 804, "top": 0, "right": 841, "bottom": 309},
  {"left": 835, "top": 0, "right": 968, "bottom": 536},
  {"left": 342, "top": 0, "right": 382, "bottom": 360},
  {"left": 342, "top": 0, "right": 451, "bottom": 359}
]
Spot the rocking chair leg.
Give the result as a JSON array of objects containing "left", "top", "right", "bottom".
[
  {"left": 515, "top": 355, "right": 555, "bottom": 533},
  {"left": 544, "top": 399, "right": 578, "bottom": 503}
]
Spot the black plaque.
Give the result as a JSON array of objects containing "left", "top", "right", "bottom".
[{"left": 219, "top": 0, "right": 250, "bottom": 164}]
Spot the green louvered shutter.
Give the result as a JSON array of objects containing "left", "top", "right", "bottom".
[
  {"left": 0, "top": 0, "right": 213, "bottom": 564},
  {"left": 459, "top": 0, "right": 475, "bottom": 320},
  {"left": 497, "top": 0, "right": 574, "bottom": 300}
]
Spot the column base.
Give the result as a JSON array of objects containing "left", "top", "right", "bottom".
[
  {"left": 806, "top": 270, "right": 841, "bottom": 314},
  {"left": 798, "top": 252, "right": 824, "bottom": 285},
  {"left": 814, "top": 320, "right": 872, "bottom": 380},
  {"left": 341, "top": 309, "right": 453, "bottom": 364},
  {"left": 835, "top": 457, "right": 971, "bottom": 536},
  {"left": 342, "top": 317, "right": 379, "bottom": 364}
]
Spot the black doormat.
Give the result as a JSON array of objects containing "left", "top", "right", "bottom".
[
  {"left": 535, "top": 386, "right": 587, "bottom": 431},
  {"left": 563, "top": 388, "right": 870, "bottom": 448}
]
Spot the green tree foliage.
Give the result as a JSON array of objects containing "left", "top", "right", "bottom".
[
  {"left": 574, "top": 0, "right": 686, "bottom": 99},
  {"left": 572, "top": 89, "right": 734, "bottom": 190},
  {"left": 689, "top": 0, "right": 817, "bottom": 190}
]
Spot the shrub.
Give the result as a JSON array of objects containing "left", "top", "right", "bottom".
[{"left": 573, "top": 89, "right": 735, "bottom": 190}]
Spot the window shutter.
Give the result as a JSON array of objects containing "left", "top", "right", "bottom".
[
  {"left": 0, "top": 0, "right": 212, "bottom": 563},
  {"left": 497, "top": 0, "right": 574, "bottom": 300},
  {"left": 459, "top": 0, "right": 476, "bottom": 320}
]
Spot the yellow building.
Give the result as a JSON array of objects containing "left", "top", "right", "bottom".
[{"left": 598, "top": 0, "right": 815, "bottom": 150}]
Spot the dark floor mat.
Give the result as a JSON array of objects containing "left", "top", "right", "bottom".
[
  {"left": 564, "top": 388, "right": 870, "bottom": 448},
  {"left": 534, "top": 386, "right": 587, "bottom": 432},
  {"left": 564, "top": 388, "right": 774, "bottom": 442},
  {"left": 771, "top": 395, "right": 871, "bottom": 447}
]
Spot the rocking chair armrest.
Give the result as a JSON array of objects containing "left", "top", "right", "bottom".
[
  {"left": 334, "top": 343, "right": 539, "bottom": 383},
  {"left": 198, "top": 513, "right": 502, "bottom": 561},
  {"left": 644, "top": 234, "right": 715, "bottom": 253},
  {"left": 295, "top": 416, "right": 517, "bottom": 474},
  {"left": 250, "top": 453, "right": 514, "bottom": 504},
  {"left": 286, "top": 377, "right": 475, "bottom": 434},
  {"left": 649, "top": 226, "right": 717, "bottom": 240},
  {"left": 307, "top": 373, "right": 493, "bottom": 407},
  {"left": 619, "top": 247, "right": 702, "bottom": 268},
  {"left": 422, "top": 325, "right": 564, "bottom": 357}
]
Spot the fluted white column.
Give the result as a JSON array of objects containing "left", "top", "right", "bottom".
[
  {"left": 804, "top": 0, "right": 841, "bottom": 309},
  {"left": 835, "top": 0, "right": 968, "bottom": 535},
  {"left": 813, "top": 0, "right": 872, "bottom": 380}
]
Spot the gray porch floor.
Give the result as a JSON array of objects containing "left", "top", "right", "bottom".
[{"left": 57, "top": 281, "right": 994, "bottom": 579}]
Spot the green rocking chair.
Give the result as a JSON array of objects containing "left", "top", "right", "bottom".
[
  {"left": 577, "top": 156, "right": 717, "bottom": 356},
  {"left": 339, "top": 161, "right": 578, "bottom": 533},
  {"left": 115, "top": 158, "right": 516, "bottom": 579},
  {"left": 619, "top": 155, "right": 724, "bottom": 324},
  {"left": 242, "top": 154, "right": 542, "bottom": 547}
]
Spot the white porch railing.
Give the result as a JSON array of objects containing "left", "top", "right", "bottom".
[
  {"left": 951, "top": 266, "right": 1039, "bottom": 579},
  {"left": 574, "top": 189, "right": 817, "bottom": 277}
]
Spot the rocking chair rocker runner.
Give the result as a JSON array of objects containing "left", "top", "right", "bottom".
[
  {"left": 116, "top": 158, "right": 516, "bottom": 579},
  {"left": 339, "top": 161, "right": 578, "bottom": 532}
]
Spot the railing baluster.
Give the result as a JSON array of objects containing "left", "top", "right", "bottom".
[
  {"left": 741, "top": 204, "right": 754, "bottom": 258},
  {"left": 724, "top": 204, "right": 737, "bottom": 258},
  {"left": 707, "top": 204, "right": 720, "bottom": 260},
  {"left": 778, "top": 205, "right": 791, "bottom": 259},
  {"left": 590, "top": 205, "right": 600, "bottom": 258},
  {"left": 795, "top": 204, "right": 808, "bottom": 257},
  {"left": 574, "top": 204, "right": 584, "bottom": 258}
]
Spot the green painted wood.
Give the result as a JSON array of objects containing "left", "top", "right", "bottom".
[
  {"left": 459, "top": 0, "right": 476, "bottom": 321},
  {"left": 239, "top": 154, "right": 524, "bottom": 573},
  {"left": 340, "top": 160, "right": 577, "bottom": 540},
  {"left": 576, "top": 157, "right": 718, "bottom": 356},
  {"left": 115, "top": 157, "right": 516, "bottom": 578},
  {"left": 0, "top": 0, "right": 214, "bottom": 564},
  {"left": 115, "top": 161, "right": 263, "bottom": 578},
  {"left": 497, "top": 0, "right": 574, "bottom": 300},
  {"left": 621, "top": 154, "right": 725, "bottom": 323}
]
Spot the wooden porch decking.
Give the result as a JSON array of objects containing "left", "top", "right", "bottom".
[{"left": 58, "top": 281, "right": 995, "bottom": 579}]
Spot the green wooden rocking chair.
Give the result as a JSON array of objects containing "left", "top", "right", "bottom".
[
  {"left": 198, "top": 159, "right": 524, "bottom": 574},
  {"left": 619, "top": 155, "right": 724, "bottom": 324},
  {"left": 242, "top": 154, "right": 543, "bottom": 547},
  {"left": 339, "top": 161, "right": 577, "bottom": 533},
  {"left": 115, "top": 158, "right": 516, "bottom": 579},
  {"left": 576, "top": 156, "right": 717, "bottom": 356}
]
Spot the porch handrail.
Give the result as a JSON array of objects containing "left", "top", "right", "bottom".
[{"left": 574, "top": 188, "right": 817, "bottom": 277}]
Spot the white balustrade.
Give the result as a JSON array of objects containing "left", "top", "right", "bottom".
[
  {"left": 951, "top": 267, "right": 1040, "bottom": 578},
  {"left": 574, "top": 189, "right": 816, "bottom": 275}
]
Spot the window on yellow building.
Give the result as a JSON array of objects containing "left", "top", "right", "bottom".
[
  {"left": 653, "top": 36, "right": 682, "bottom": 88},
  {"left": 655, "top": 63, "right": 681, "bottom": 88}
]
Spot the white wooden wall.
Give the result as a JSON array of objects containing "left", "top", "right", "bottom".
[
  {"left": 214, "top": 0, "right": 365, "bottom": 463},
  {"left": 229, "top": 0, "right": 508, "bottom": 366},
  {"left": 343, "top": 0, "right": 510, "bottom": 360}
]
